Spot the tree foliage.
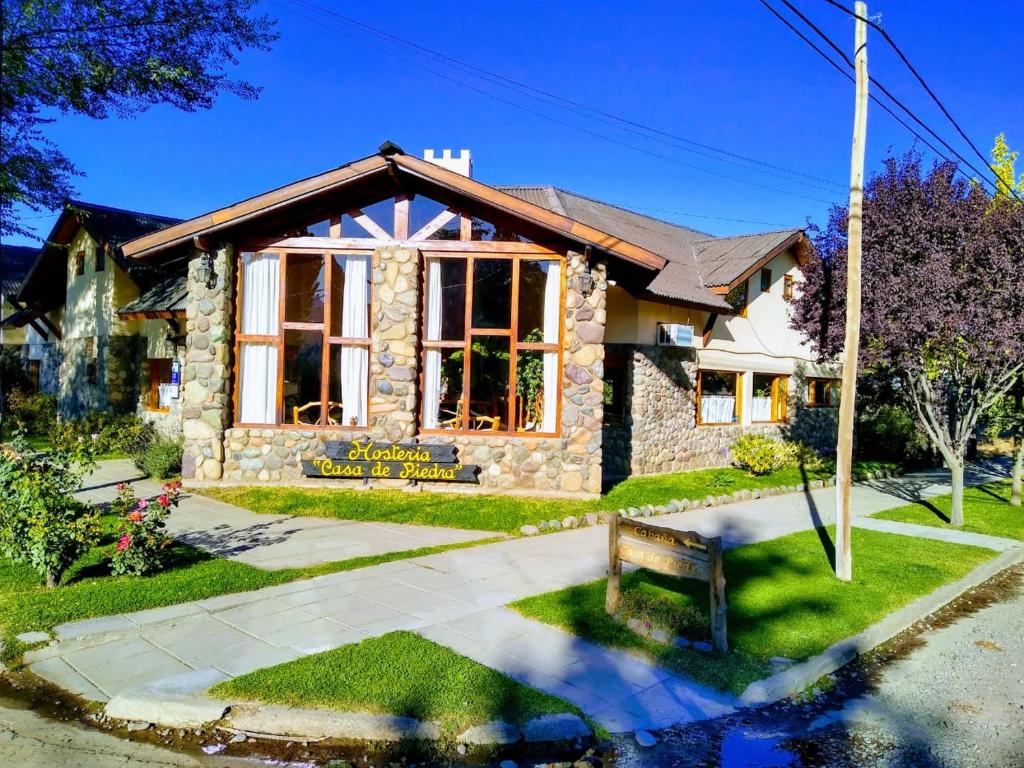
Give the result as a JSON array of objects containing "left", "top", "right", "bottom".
[
  {"left": 1, "top": 0, "right": 276, "bottom": 236},
  {"left": 793, "top": 150, "right": 1024, "bottom": 524}
]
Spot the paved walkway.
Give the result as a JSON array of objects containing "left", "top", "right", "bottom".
[
  {"left": 36, "top": 463, "right": 1015, "bottom": 732},
  {"left": 76, "top": 461, "right": 496, "bottom": 569}
]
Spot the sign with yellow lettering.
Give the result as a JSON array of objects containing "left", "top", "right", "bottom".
[{"left": 302, "top": 440, "right": 479, "bottom": 483}]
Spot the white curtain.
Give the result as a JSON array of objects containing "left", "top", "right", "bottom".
[
  {"left": 338, "top": 256, "right": 369, "bottom": 427},
  {"left": 422, "top": 260, "right": 444, "bottom": 429},
  {"left": 239, "top": 252, "right": 279, "bottom": 423},
  {"left": 751, "top": 397, "right": 772, "bottom": 422},
  {"left": 541, "top": 261, "right": 561, "bottom": 432},
  {"left": 701, "top": 395, "right": 737, "bottom": 424}
]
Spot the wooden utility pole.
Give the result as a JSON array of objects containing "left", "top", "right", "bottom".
[{"left": 835, "top": 1, "right": 869, "bottom": 582}]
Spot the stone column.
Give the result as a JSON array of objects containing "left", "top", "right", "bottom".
[
  {"left": 369, "top": 245, "right": 420, "bottom": 443},
  {"left": 181, "top": 245, "right": 234, "bottom": 481},
  {"left": 562, "top": 253, "right": 607, "bottom": 495}
]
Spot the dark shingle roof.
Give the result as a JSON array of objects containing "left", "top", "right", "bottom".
[
  {"left": 695, "top": 229, "right": 803, "bottom": 287},
  {"left": 1, "top": 244, "right": 39, "bottom": 298},
  {"left": 116, "top": 274, "right": 187, "bottom": 316},
  {"left": 68, "top": 200, "right": 182, "bottom": 249}
]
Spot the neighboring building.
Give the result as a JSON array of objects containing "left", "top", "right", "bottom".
[
  {"left": 1, "top": 243, "right": 59, "bottom": 393},
  {"left": 15, "top": 202, "right": 184, "bottom": 433},
  {"left": 110, "top": 142, "right": 839, "bottom": 495}
]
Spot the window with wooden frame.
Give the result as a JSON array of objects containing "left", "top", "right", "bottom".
[
  {"left": 147, "top": 358, "right": 173, "bottom": 411},
  {"left": 807, "top": 377, "right": 841, "bottom": 408},
  {"left": 752, "top": 373, "right": 789, "bottom": 423},
  {"left": 74, "top": 250, "right": 85, "bottom": 276},
  {"left": 95, "top": 244, "right": 106, "bottom": 272},
  {"left": 421, "top": 253, "right": 563, "bottom": 435},
  {"left": 760, "top": 267, "right": 772, "bottom": 294},
  {"left": 696, "top": 369, "right": 742, "bottom": 425},
  {"left": 234, "top": 250, "right": 372, "bottom": 428},
  {"left": 783, "top": 274, "right": 795, "bottom": 300}
]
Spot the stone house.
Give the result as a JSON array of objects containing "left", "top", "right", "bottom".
[
  {"left": 13, "top": 202, "right": 186, "bottom": 434},
  {"left": 113, "top": 143, "right": 839, "bottom": 496},
  {"left": 1, "top": 243, "right": 61, "bottom": 394}
]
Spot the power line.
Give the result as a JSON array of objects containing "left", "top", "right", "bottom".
[
  {"left": 274, "top": 0, "right": 838, "bottom": 205},
  {"left": 819, "top": 0, "right": 1022, "bottom": 203},
  {"left": 772, "top": 0, "right": 999, "bottom": 193},
  {"left": 285, "top": 0, "right": 845, "bottom": 194}
]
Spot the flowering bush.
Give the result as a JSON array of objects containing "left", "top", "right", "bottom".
[
  {"left": 0, "top": 432, "right": 99, "bottom": 587},
  {"left": 109, "top": 481, "right": 182, "bottom": 576},
  {"left": 49, "top": 412, "right": 155, "bottom": 456},
  {"left": 729, "top": 434, "right": 800, "bottom": 476}
]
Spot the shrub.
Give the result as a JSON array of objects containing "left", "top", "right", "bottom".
[
  {"left": 0, "top": 434, "right": 100, "bottom": 587},
  {"left": 133, "top": 437, "right": 183, "bottom": 480},
  {"left": 49, "top": 412, "right": 155, "bottom": 456},
  {"left": 730, "top": 434, "right": 799, "bottom": 475},
  {"left": 109, "top": 481, "right": 182, "bottom": 576},
  {"left": 4, "top": 389, "right": 58, "bottom": 436},
  {"left": 856, "top": 404, "right": 933, "bottom": 466}
]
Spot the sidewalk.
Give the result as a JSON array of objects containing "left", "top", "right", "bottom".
[
  {"left": 38, "top": 464, "right": 1014, "bottom": 732},
  {"left": 76, "top": 460, "right": 497, "bottom": 569}
]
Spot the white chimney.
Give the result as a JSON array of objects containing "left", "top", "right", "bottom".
[{"left": 423, "top": 148, "right": 472, "bottom": 178}]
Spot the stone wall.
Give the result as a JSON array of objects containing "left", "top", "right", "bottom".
[
  {"left": 180, "top": 246, "right": 234, "bottom": 481},
  {"left": 58, "top": 337, "right": 100, "bottom": 416},
  {"left": 106, "top": 335, "right": 145, "bottom": 414}
]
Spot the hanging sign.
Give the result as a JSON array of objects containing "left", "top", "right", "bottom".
[{"left": 302, "top": 440, "right": 479, "bottom": 483}]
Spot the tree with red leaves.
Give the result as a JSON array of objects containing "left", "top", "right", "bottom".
[{"left": 794, "top": 151, "right": 1024, "bottom": 526}]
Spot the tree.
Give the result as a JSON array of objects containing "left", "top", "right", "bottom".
[
  {"left": 1, "top": 0, "right": 276, "bottom": 237},
  {"left": 989, "top": 133, "right": 1024, "bottom": 506},
  {"left": 794, "top": 151, "right": 1024, "bottom": 526}
]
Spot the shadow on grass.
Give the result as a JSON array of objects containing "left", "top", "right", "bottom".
[{"left": 800, "top": 463, "right": 835, "bottom": 570}]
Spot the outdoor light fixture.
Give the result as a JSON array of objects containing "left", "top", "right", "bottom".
[
  {"left": 194, "top": 251, "right": 214, "bottom": 288},
  {"left": 574, "top": 264, "right": 595, "bottom": 297}
]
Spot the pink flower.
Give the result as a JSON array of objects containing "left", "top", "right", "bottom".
[
  {"left": 116, "top": 482, "right": 129, "bottom": 492},
  {"left": 128, "top": 510, "right": 144, "bottom": 523},
  {"left": 116, "top": 534, "right": 132, "bottom": 552},
  {"left": 157, "top": 495, "right": 170, "bottom": 507},
  {"left": 137, "top": 498, "right": 149, "bottom": 510}
]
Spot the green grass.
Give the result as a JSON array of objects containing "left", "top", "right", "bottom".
[
  {"left": 511, "top": 527, "right": 993, "bottom": 694},
  {"left": 200, "top": 461, "right": 892, "bottom": 535},
  {"left": 872, "top": 481, "right": 1024, "bottom": 541},
  {"left": 0, "top": 514, "right": 501, "bottom": 663},
  {"left": 210, "top": 631, "right": 579, "bottom": 735}
]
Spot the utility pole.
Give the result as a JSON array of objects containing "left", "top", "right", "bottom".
[{"left": 835, "top": 0, "right": 868, "bottom": 582}]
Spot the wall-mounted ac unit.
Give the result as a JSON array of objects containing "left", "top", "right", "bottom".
[{"left": 657, "top": 323, "right": 694, "bottom": 347}]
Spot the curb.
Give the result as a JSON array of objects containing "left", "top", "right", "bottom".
[{"left": 739, "top": 544, "right": 1024, "bottom": 706}]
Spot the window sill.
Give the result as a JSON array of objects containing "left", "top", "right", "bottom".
[
  {"left": 417, "top": 429, "right": 561, "bottom": 439},
  {"left": 231, "top": 423, "right": 370, "bottom": 431},
  {"left": 696, "top": 422, "right": 740, "bottom": 427}
]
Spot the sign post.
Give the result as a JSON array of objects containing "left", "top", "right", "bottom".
[{"left": 606, "top": 516, "right": 728, "bottom": 653}]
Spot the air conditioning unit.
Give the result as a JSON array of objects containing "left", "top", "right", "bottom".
[{"left": 657, "top": 323, "right": 694, "bottom": 347}]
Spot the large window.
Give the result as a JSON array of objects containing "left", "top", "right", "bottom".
[
  {"left": 697, "top": 369, "right": 741, "bottom": 425},
  {"left": 752, "top": 373, "right": 788, "bottom": 423},
  {"left": 422, "top": 254, "right": 562, "bottom": 434},
  {"left": 807, "top": 377, "right": 841, "bottom": 408},
  {"left": 235, "top": 250, "right": 371, "bottom": 427}
]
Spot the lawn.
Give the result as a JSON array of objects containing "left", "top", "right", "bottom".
[
  {"left": 200, "top": 461, "right": 878, "bottom": 535},
  {"left": 872, "top": 481, "right": 1023, "bottom": 540},
  {"left": 0, "top": 514, "right": 500, "bottom": 663},
  {"left": 209, "top": 631, "right": 579, "bottom": 735},
  {"left": 510, "top": 527, "right": 994, "bottom": 694}
]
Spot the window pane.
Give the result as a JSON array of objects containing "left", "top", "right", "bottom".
[
  {"left": 329, "top": 255, "right": 370, "bottom": 338},
  {"left": 238, "top": 342, "right": 278, "bottom": 424},
  {"left": 760, "top": 268, "right": 772, "bottom": 293},
  {"left": 471, "top": 259, "right": 512, "bottom": 329},
  {"left": 425, "top": 258, "right": 467, "bottom": 341},
  {"left": 468, "top": 336, "right": 509, "bottom": 431},
  {"left": 752, "top": 373, "right": 774, "bottom": 422},
  {"left": 240, "top": 252, "right": 280, "bottom": 335},
  {"left": 283, "top": 329, "right": 323, "bottom": 425},
  {"left": 517, "top": 260, "right": 560, "bottom": 342},
  {"left": 285, "top": 253, "right": 325, "bottom": 324},
  {"left": 328, "top": 344, "right": 368, "bottom": 428},
  {"left": 424, "top": 347, "right": 465, "bottom": 430},
  {"left": 700, "top": 371, "right": 738, "bottom": 424},
  {"left": 516, "top": 349, "right": 559, "bottom": 432}
]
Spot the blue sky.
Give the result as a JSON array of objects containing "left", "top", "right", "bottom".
[{"left": 7, "top": 0, "right": 1022, "bottom": 246}]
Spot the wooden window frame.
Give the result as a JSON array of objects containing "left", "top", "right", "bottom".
[
  {"left": 147, "top": 358, "right": 173, "bottom": 413},
  {"left": 232, "top": 248, "right": 373, "bottom": 430},
  {"left": 419, "top": 251, "right": 565, "bottom": 438},
  {"left": 783, "top": 274, "right": 795, "bottom": 300},
  {"left": 806, "top": 377, "right": 841, "bottom": 408},
  {"left": 95, "top": 244, "right": 106, "bottom": 273},
  {"left": 74, "top": 250, "right": 85, "bottom": 277},
  {"left": 695, "top": 369, "right": 743, "bottom": 426},
  {"left": 751, "top": 372, "right": 789, "bottom": 424},
  {"left": 759, "top": 267, "right": 772, "bottom": 294}
]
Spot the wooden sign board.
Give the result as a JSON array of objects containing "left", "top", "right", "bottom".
[
  {"left": 606, "top": 515, "right": 728, "bottom": 653},
  {"left": 304, "top": 440, "right": 479, "bottom": 483}
]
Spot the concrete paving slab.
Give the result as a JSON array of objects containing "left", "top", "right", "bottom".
[{"left": 853, "top": 516, "right": 1020, "bottom": 551}]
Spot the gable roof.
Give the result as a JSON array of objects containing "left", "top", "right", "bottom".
[
  {"left": 694, "top": 229, "right": 805, "bottom": 288},
  {"left": 1, "top": 244, "right": 39, "bottom": 299},
  {"left": 18, "top": 201, "right": 181, "bottom": 308},
  {"left": 116, "top": 274, "right": 187, "bottom": 318}
]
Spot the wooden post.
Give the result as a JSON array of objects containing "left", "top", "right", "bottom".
[
  {"left": 835, "top": 1, "right": 869, "bottom": 583},
  {"left": 606, "top": 514, "right": 621, "bottom": 614},
  {"left": 708, "top": 536, "right": 728, "bottom": 653}
]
